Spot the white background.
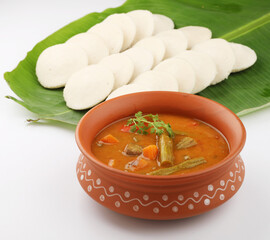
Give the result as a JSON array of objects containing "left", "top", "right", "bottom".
[{"left": 1, "top": 0, "right": 270, "bottom": 239}]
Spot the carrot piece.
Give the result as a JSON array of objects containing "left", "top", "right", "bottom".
[
  {"left": 136, "top": 158, "right": 148, "bottom": 170},
  {"left": 99, "top": 134, "right": 119, "bottom": 144},
  {"left": 126, "top": 158, "right": 149, "bottom": 171},
  {"left": 143, "top": 145, "right": 158, "bottom": 160}
]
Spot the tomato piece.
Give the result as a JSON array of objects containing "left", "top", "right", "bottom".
[
  {"left": 120, "top": 125, "right": 132, "bottom": 132},
  {"left": 120, "top": 124, "right": 139, "bottom": 133},
  {"left": 121, "top": 122, "right": 149, "bottom": 134}
]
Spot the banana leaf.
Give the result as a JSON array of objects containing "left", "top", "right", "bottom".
[{"left": 4, "top": 0, "right": 270, "bottom": 125}]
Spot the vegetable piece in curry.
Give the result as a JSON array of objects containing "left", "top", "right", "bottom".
[{"left": 92, "top": 112, "right": 229, "bottom": 176}]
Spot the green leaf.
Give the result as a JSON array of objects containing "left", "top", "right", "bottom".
[
  {"left": 130, "top": 125, "right": 137, "bottom": 132},
  {"left": 4, "top": 0, "right": 270, "bottom": 126},
  {"left": 164, "top": 124, "right": 175, "bottom": 138},
  {"left": 156, "top": 129, "right": 164, "bottom": 136},
  {"left": 135, "top": 111, "right": 143, "bottom": 118},
  {"left": 152, "top": 114, "right": 159, "bottom": 121},
  {"left": 150, "top": 128, "right": 156, "bottom": 134},
  {"left": 126, "top": 119, "right": 133, "bottom": 125},
  {"left": 154, "top": 122, "right": 163, "bottom": 128}
]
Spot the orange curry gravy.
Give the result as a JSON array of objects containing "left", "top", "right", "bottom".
[{"left": 92, "top": 114, "right": 229, "bottom": 175}]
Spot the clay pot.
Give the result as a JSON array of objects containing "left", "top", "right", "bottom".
[{"left": 75, "top": 92, "right": 246, "bottom": 220}]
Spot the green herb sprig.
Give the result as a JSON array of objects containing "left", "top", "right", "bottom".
[{"left": 126, "top": 111, "right": 174, "bottom": 138}]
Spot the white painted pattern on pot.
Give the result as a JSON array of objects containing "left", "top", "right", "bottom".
[
  {"left": 204, "top": 198, "right": 211, "bottom": 206},
  {"left": 193, "top": 192, "right": 199, "bottom": 198},
  {"left": 172, "top": 206, "right": 179, "bottom": 213},
  {"left": 219, "top": 194, "right": 225, "bottom": 200},
  {"left": 153, "top": 207, "right": 159, "bottom": 213},
  {"left": 115, "top": 201, "right": 121, "bottom": 207},
  {"left": 143, "top": 195, "right": 149, "bottom": 201},
  {"left": 220, "top": 180, "right": 225, "bottom": 186},
  {"left": 162, "top": 195, "right": 168, "bottom": 201},
  {"left": 188, "top": 204, "right": 194, "bottom": 210},
  {"left": 77, "top": 155, "right": 244, "bottom": 212}
]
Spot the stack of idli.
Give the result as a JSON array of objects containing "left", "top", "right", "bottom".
[{"left": 36, "top": 10, "right": 257, "bottom": 110}]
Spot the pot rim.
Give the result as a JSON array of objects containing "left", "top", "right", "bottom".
[{"left": 75, "top": 91, "right": 246, "bottom": 181}]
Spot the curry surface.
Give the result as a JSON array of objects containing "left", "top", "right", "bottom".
[{"left": 91, "top": 114, "right": 229, "bottom": 175}]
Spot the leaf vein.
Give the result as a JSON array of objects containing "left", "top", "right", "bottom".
[{"left": 220, "top": 12, "right": 270, "bottom": 41}]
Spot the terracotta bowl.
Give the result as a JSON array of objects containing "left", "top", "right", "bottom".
[{"left": 75, "top": 92, "right": 246, "bottom": 220}]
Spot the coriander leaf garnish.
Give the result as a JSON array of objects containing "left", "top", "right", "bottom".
[{"left": 126, "top": 111, "right": 175, "bottom": 138}]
